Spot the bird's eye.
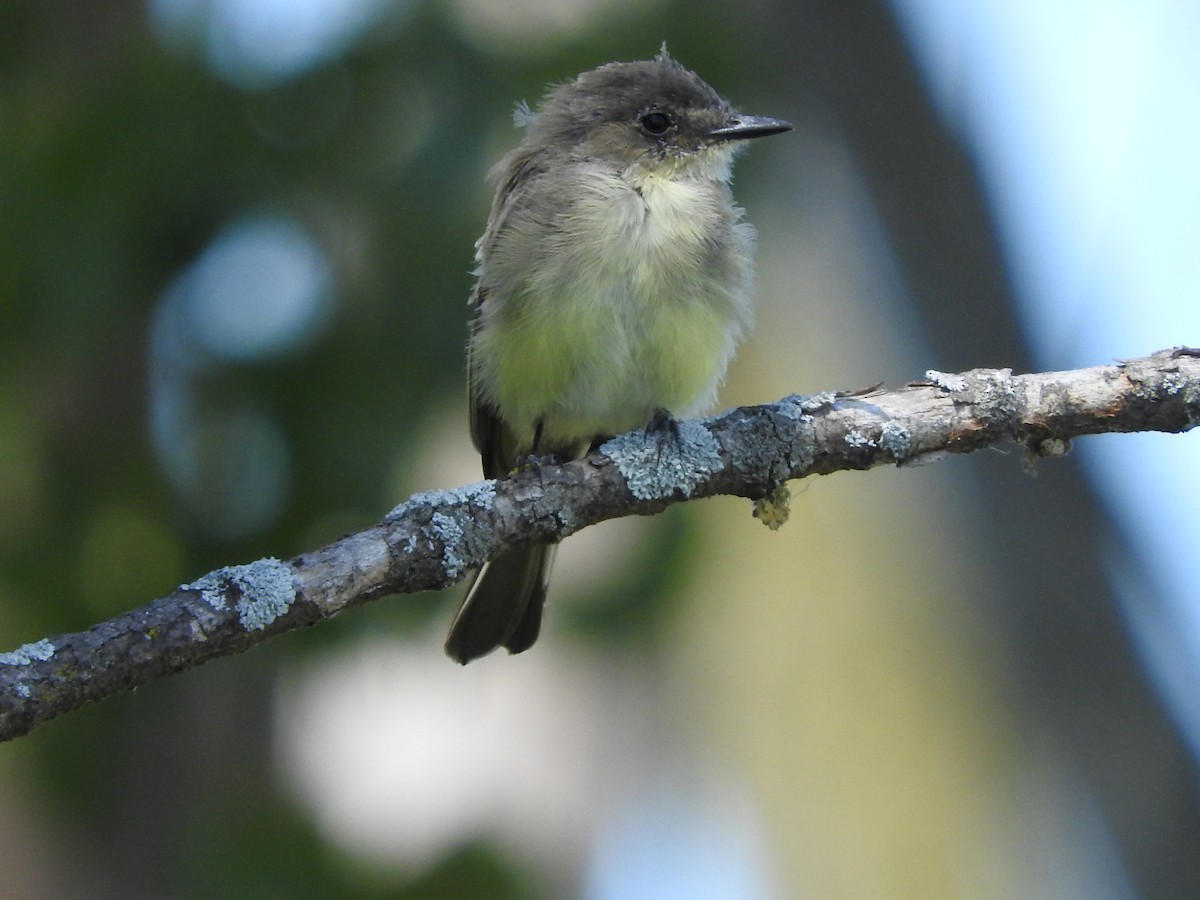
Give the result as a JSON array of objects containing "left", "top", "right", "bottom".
[{"left": 639, "top": 111, "right": 673, "bottom": 135}]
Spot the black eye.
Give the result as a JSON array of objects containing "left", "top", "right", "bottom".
[{"left": 639, "top": 111, "right": 673, "bottom": 135}]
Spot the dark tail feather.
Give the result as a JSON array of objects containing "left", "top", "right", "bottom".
[{"left": 444, "top": 545, "right": 555, "bottom": 664}]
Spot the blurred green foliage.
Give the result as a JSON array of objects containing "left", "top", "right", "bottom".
[{"left": 0, "top": 2, "right": 799, "bottom": 895}]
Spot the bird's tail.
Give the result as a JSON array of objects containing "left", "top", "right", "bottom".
[{"left": 444, "top": 545, "right": 555, "bottom": 664}]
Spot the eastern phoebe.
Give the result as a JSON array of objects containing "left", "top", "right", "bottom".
[{"left": 445, "top": 51, "right": 791, "bottom": 664}]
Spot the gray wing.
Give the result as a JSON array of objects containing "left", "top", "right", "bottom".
[
  {"left": 448, "top": 145, "right": 561, "bottom": 664},
  {"left": 466, "top": 145, "right": 547, "bottom": 474}
]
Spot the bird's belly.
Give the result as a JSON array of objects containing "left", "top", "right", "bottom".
[
  {"left": 487, "top": 279, "right": 735, "bottom": 450},
  {"left": 479, "top": 172, "right": 751, "bottom": 451}
]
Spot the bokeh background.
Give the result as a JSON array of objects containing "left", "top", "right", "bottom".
[{"left": 2, "top": 0, "right": 1199, "bottom": 897}]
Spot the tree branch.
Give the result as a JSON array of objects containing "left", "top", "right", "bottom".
[{"left": 2, "top": 349, "right": 1197, "bottom": 742}]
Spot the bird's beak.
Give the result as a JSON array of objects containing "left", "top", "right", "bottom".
[{"left": 708, "top": 115, "right": 793, "bottom": 142}]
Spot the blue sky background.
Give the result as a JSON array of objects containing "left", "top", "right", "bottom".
[{"left": 892, "top": 0, "right": 1200, "bottom": 756}]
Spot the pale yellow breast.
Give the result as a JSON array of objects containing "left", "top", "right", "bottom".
[{"left": 475, "top": 163, "right": 754, "bottom": 450}]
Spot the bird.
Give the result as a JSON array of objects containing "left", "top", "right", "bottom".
[{"left": 444, "top": 50, "right": 791, "bottom": 664}]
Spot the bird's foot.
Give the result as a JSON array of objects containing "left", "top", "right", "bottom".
[
  {"left": 514, "top": 451, "right": 565, "bottom": 488},
  {"left": 644, "top": 408, "right": 683, "bottom": 463}
]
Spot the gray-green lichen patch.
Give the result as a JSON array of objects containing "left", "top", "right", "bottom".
[
  {"left": 753, "top": 484, "right": 792, "bottom": 530},
  {"left": 602, "top": 419, "right": 722, "bottom": 500},
  {"left": 1159, "top": 369, "right": 1200, "bottom": 425},
  {"left": 184, "top": 557, "right": 296, "bottom": 632},
  {"left": 844, "top": 429, "right": 876, "bottom": 450},
  {"left": 777, "top": 392, "right": 837, "bottom": 421},
  {"left": 430, "top": 511, "right": 491, "bottom": 582},
  {"left": 386, "top": 481, "right": 496, "bottom": 522},
  {"left": 387, "top": 482, "right": 497, "bottom": 583},
  {"left": 1161, "top": 370, "right": 1189, "bottom": 395},
  {"left": 879, "top": 421, "right": 913, "bottom": 460},
  {"left": 926, "top": 370, "right": 968, "bottom": 392},
  {"left": 0, "top": 638, "right": 56, "bottom": 668}
]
